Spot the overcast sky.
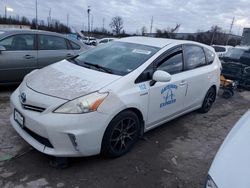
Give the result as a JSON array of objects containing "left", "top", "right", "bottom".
[{"left": 1, "top": 0, "right": 250, "bottom": 35}]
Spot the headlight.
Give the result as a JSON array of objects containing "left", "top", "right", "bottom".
[
  {"left": 205, "top": 175, "right": 218, "bottom": 188},
  {"left": 54, "top": 92, "right": 108, "bottom": 114}
]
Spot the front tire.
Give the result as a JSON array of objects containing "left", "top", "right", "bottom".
[
  {"left": 101, "top": 111, "right": 140, "bottom": 158},
  {"left": 199, "top": 87, "right": 216, "bottom": 113}
]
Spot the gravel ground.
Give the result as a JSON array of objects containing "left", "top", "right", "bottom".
[{"left": 0, "top": 86, "right": 249, "bottom": 188}]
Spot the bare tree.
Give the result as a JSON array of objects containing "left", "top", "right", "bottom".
[
  {"left": 109, "top": 16, "right": 124, "bottom": 35},
  {"left": 155, "top": 24, "right": 181, "bottom": 38},
  {"left": 141, "top": 26, "right": 147, "bottom": 36}
]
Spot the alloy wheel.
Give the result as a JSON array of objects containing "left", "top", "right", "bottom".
[{"left": 110, "top": 118, "right": 138, "bottom": 153}]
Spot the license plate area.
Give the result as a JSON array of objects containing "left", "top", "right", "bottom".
[{"left": 14, "top": 109, "right": 24, "bottom": 128}]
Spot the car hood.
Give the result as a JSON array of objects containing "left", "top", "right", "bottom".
[
  {"left": 26, "top": 60, "right": 121, "bottom": 100},
  {"left": 209, "top": 110, "right": 250, "bottom": 188}
]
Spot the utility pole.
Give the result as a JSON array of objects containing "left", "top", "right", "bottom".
[
  {"left": 91, "top": 15, "right": 93, "bottom": 32},
  {"left": 226, "top": 17, "right": 235, "bottom": 45},
  {"left": 87, "top": 6, "right": 91, "bottom": 36},
  {"left": 48, "top": 8, "right": 51, "bottom": 27},
  {"left": 4, "top": 5, "right": 6, "bottom": 18},
  {"left": 67, "top": 13, "right": 69, "bottom": 28},
  {"left": 150, "top": 16, "right": 153, "bottom": 34},
  {"left": 35, "top": 0, "right": 38, "bottom": 29},
  {"left": 210, "top": 26, "right": 217, "bottom": 45},
  {"left": 102, "top": 17, "right": 105, "bottom": 32}
]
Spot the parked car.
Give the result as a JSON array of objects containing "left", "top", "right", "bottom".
[
  {"left": 221, "top": 46, "right": 250, "bottom": 89},
  {"left": 0, "top": 29, "right": 89, "bottom": 84},
  {"left": 205, "top": 110, "right": 250, "bottom": 188},
  {"left": 98, "top": 38, "right": 116, "bottom": 45},
  {"left": 221, "top": 46, "right": 250, "bottom": 64},
  {"left": 221, "top": 62, "right": 250, "bottom": 89},
  {"left": 212, "top": 45, "right": 232, "bottom": 58},
  {"left": 81, "top": 36, "right": 97, "bottom": 46},
  {"left": 10, "top": 37, "right": 221, "bottom": 158}
]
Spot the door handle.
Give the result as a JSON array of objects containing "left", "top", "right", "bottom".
[
  {"left": 24, "top": 54, "right": 34, "bottom": 59},
  {"left": 66, "top": 53, "right": 74, "bottom": 58},
  {"left": 179, "top": 80, "right": 187, "bottom": 86}
]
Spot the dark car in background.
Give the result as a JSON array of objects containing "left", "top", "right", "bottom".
[
  {"left": 0, "top": 29, "right": 89, "bottom": 85},
  {"left": 221, "top": 46, "right": 250, "bottom": 89}
]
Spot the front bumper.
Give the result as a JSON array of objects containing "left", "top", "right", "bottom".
[{"left": 10, "top": 87, "right": 111, "bottom": 157}]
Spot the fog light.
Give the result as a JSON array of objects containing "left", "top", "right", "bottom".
[{"left": 68, "top": 133, "right": 79, "bottom": 151}]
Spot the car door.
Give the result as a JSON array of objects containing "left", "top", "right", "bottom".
[
  {"left": 37, "top": 34, "right": 74, "bottom": 68},
  {"left": 146, "top": 47, "right": 188, "bottom": 127},
  {"left": 0, "top": 34, "right": 37, "bottom": 83},
  {"left": 182, "top": 44, "right": 210, "bottom": 110}
]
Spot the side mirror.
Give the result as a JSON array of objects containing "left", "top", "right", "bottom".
[
  {"left": 0, "top": 46, "right": 6, "bottom": 54},
  {"left": 150, "top": 70, "right": 171, "bottom": 86},
  {"left": 153, "top": 70, "right": 171, "bottom": 82}
]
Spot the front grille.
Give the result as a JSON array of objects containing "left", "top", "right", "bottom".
[
  {"left": 23, "top": 126, "right": 53, "bottom": 148},
  {"left": 22, "top": 104, "right": 46, "bottom": 112}
]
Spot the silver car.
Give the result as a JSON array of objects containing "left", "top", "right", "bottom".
[{"left": 0, "top": 29, "right": 89, "bottom": 84}]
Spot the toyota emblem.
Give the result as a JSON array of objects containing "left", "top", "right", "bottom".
[{"left": 20, "top": 92, "right": 26, "bottom": 103}]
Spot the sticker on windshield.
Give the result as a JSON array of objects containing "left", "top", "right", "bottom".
[
  {"left": 132, "top": 49, "right": 151, "bottom": 55},
  {"left": 160, "top": 84, "right": 178, "bottom": 108}
]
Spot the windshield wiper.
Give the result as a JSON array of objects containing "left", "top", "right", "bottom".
[
  {"left": 83, "top": 62, "right": 114, "bottom": 74},
  {"left": 67, "top": 55, "right": 80, "bottom": 64}
]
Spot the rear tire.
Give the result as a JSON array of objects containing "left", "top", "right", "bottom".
[
  {"left": 199, "top": 87, "right": 216, "bottom": 113},
  {"left": 101, "top": 111, "right": 140, "bottom": 158},
  {"left": 222, "top": 89, "right": 234, "bottom": 99}
]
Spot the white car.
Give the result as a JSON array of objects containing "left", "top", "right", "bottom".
[
  {"left": 212, "top": 45, "right": 232, "bottom": 58},
  {"left": 98, "top": 38, "right": 116, "bottom": 45},
  {"left": 10, "top": 37, "right": 221, "bottom": 157},
  {"left": 205, "top": 110, "right": 250, "bottom": 188},
  {"left": 81, "top": 36, "right": 97, "bottom": 46}
]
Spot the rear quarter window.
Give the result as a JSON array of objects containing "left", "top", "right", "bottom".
[
  {"left": 204, "top": 48, "right": 215, "bottom": 64},
  {"left": 184, "top": 45, "right": 206, "bottom": 70}
]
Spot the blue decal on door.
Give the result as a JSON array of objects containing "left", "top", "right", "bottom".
[
  {"left": 160, "top": 84, "right": 178, "bottom": 108},
  {"left": 138, "top": 83, "right": 147, "bottom": 91}
]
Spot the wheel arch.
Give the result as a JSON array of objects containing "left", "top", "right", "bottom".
[
  {"left": 124, "top": 107, "right": 145, "bottom": 137},
  {"left": 100, "top": 107, "right": 145, "bottom": 157},
  {"left": 203, "top": 85, "right": 217, "bottom": 101},
  {"left": 103, "top": 107, "right": 145, "bottom": 141}
]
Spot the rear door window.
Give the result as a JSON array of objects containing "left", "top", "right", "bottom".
[
  {"left": 184, "top": 45, "right": 206, "bottom": 70},
  {"left": 0, "top": 34, "right": 35, "bottom": 51},
  {"left": 69, "top": 41, "right": 81, "bottom": 50},
  {"left": 38, "top": 35, "right": 68, "bottom": 50}
]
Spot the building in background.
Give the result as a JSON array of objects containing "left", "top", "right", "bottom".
[
  {"left": 241, "top": 28, "right": 250, "bottom": 46},
  {"left": 0, "top": 24, "right": 31, "bottom": 29}
]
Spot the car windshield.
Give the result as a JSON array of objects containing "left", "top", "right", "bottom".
[
  {"left": 72, "top": 41, "right": 160, "bottom": 75},
  {"left": 223, "top": 48, "right": 245, "bottom": 60}
]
